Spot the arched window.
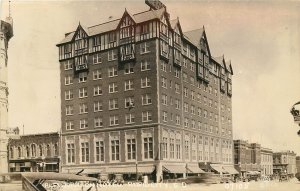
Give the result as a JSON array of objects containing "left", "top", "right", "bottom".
[
  {"left": 54, "top": 143, "right": 58, "bottom": 156},
  {"left": 17, "top": 147, "right": 21, "bottom": 158},
  {"left": 39, "top": 145, "right": 43, "bottom": 157},
  {"left": 26, "top": 146, "right": 30, "bottom": 158},
  {"left": 10, "top": 147, "right": 13, "bottom": 158},
  {"left": 31, "top": 144, "right": 36, "bottom": 157},
  {"left": 46, "top": 144, "right": 51, "bottom": 156}
]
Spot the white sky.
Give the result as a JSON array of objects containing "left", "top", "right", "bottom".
[{"left": 0, "top": 0, "right": 300, "bottom": 154}]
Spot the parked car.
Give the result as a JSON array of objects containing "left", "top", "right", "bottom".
[
  {"left": 113, "top": 174, "right": 124, "bottom": 185},
  {"left": 295, "top": 172, "right": 300, "bottom": 181},
  {"left": 279, "top": 173, "right": 289, "bottom": 182}
]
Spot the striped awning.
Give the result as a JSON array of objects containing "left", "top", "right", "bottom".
[
  {"left": 105, "top": 165, "right": 154, "bottom": 174},
  {"left": 210, "top": 164, "right": 227, "bottom": 174},
  {"left": 223, "top": 166, "right": 239, "bottom": 174},
  {"left": 163, "top": 164, "right": 189, "bottom": 174},
  {"left": 186, "top": 164, "right": 205, "bottom": 173}
]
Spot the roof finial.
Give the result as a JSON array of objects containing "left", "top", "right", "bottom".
[{"left": 9, "top": 0, "right": 11, "bottom": 18}]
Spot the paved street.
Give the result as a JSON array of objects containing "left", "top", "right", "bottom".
[{"left": 1, "top": 179, "right": 300, "bottom": 191}]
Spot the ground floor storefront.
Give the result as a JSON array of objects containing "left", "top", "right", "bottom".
[{"left": 8, "top": 158, "right": 59, "bottom": 173}]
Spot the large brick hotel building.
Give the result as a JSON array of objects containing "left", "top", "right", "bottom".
[{"left": 57, "top": 0, "right": 234, "bottom": 182}]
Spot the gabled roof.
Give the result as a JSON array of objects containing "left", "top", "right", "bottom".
[
  {"left": 57, "top": 8, "right": 166, "bottom": 46},
  {"left": 183, "top": 27, "right": 211, "bottom": 57},
  {"left": 117, "top": 9, "right": 136, "bottom": 29},
  {"left": 212, "top": 55, "right": 224, "bottom": 65},
  {"left": 225, "top": 60, "right": 234, "bottom": 74},
  {"left": 170, "top": 17, "right": 183, "bottom": 35},
  {"left": 133, "top": 8, "right": 165, "bottom": 23}
]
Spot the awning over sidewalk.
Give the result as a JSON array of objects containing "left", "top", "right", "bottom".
[
  {"left": 105, "top": 165, "right": 154, "bottom": 174},
  {"left": 64, "top": 168, "right": 105, "bottom": 174},
  {"left": 247, "top": 171, "right": 260, "bottom": 175},
  {"left": 210, "top": 164, "right": 227, "bottom": 174},
  {"left": 163, "top": 164, "right": 189, "bottom": 174},
  {"left": 186, "top": 164, "right": 205, "bottom": 173},
  {"left": 223, "top": 166, "right": 239, "bottom": 174}
]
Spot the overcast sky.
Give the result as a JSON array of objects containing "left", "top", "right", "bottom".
[{"left": 0, "top": 0, "right": 300, "bottom": 154}]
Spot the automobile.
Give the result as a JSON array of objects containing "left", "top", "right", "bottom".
[
  {"left": 295, "top": 172, "right": 300, "bottom": 181},
  {"left": 21, "top": 172, "right": 99, "bottom": 191},
  {"left": 98, "top": 173, "right": 110, "bottom": 184},
  {"left": 220, "top": 174, "right": 233, "bottom": 183},
  {"left": 279, "top": 173, "right": 289, "bottom": 182},
  {"left": 113, "top": 174, "right": 124, "bottom": 185}
]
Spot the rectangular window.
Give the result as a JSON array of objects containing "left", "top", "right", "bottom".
[
  {"left": 175, "top": 99, "right": 180, "bottom": 110},
  {"left": 94, "top": 117, "right": 103, "bottom": 128},
  {"left": 140, "top": 42, "right": 150, "bottom": 54},
  {"left": 142, "top": 111, "right": 152, "bottom": 122},
  {"left": 142, "top": 94, "right": 152, "bottom": 105},
  {"left": 161, "top": 77, "right": 167, "bottom": 88},
  {"left": 184, "top": 118, "right": 189, "bottom": 128},
  {"left": 93, "top": 53, "right": 102, "bottom": 64},
  {"left": 176, "top": 139, "right": 181, "bottom": 159},
  {"left": 125, "top": 97, "right": 134, "bottom": 108},
  {"left": 94, "top": 85, "right": 102, "bottom": 96},
  {"left": 124, "top": 63, "right": 134, "bottom": 74},
  {"left": 109, "top": 115, "right": 119, "bottom": 126},
  {"left": 124, "top": 80, "right": 134, "bottom": 91},
  {"left": 125, "top": 113, "right": 135, "bottom": 124},
  {"left": 127, "top": 139, "right": 136, "bottom": 160},
  {"left": 162, "top": 137, "right": 168, "bottom": 159},
  {"left": 93, "top": 70, "right": 102, "bottom": 80},
  {"left": 65, "top": 90, "right": 73, "bottom": 100},
  {"left": 161, "top": 61, "right": 167, "bottom": 72},
  {"left": 184, "top": 87, "right": 188, "bottom": 97},
  {"left": 109, "top": 83, "right": 118, "bottom": 93},
  {"left": 143, "top": 137, "right": 153, "bottom": 159},
  {"left": 184, "top": 102, "right": 189, "bottom": 112},
  {"left": 94, "top": 101, "right": 103, "bottom": 112},
  {"left": 65, "top": 121, "right": 74, "bottom": 130},
  {"left": 162, "top": 94, "right": 168, "bottom": 105},
  {"left": 185, "top": 140, "right": 189, "bottom": 160},
  {"left": 170, "top": 138, "right": 175, "bottom": 159},
  {"left": 108, "top": 49, "right": 117, "bottom": 61},
  {"left": 109, "top": 99, "right": 118, "bottom": 110},
  {"left": 141, "top": 60, "right": 150, "bottom": 71},
  {"left": 80, "top": 119, "right": 88, "bottom": 129},
  {"left": 79, "top": 87, "right": 88, "bottom": 98},
  {"left": 65, "top": 75, "right": 73, "bottom": 85},
  {"left": 95, "top": 141, "right": 104, "bottom": 162},
  {"left": 176, "top": 115, "right": 180, "bottom": 125},
  {"left": 79, "top": 72, "right": 87, "bottom": 83},
  {"left": 81, "top": 142, "right": 89, "bottom": 163},
  {"left": 175, "top": 83, "right": 180, "bottom": 93},
  {"left": 162, "top": 111, "right": 167, "bottom": 122},
  {"left": 67, "top": 143, "right": 75, "bottom": 163},
  {"left": 64, "top": 60, "right": 73, "bottom": 70},
  {"left": 65, "top": 105, "right": 73, "bottom": 115},
  {"left": 111, "top": 140, "right": 120, "bottom": 161},
  {"left": 108, "top": 67, "right": 118, "bottom": 77},
  {"left": 79, "top": 103, "right": 88, "bottom": 114},
  {"left": 141, "top": 77, "right": 150, "bottom": 88},
  {"left": 174, "top": 68, "right": 180, "bottom": 78}
]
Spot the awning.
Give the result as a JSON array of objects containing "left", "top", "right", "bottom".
[
  {"left": 186, "top": 164, "right": 205, "bottom": 173},
  {"left": 247, "top": 171, "right": 260, "bottom": 175},
  {"left": 210, "top": 164, "right": 227, "bottom": 174},
  {"left": 64, "top": 168, "right": 104, "bottom": 174},
  {"left": 163, "top": 164, "right": 189, "bottom": 174},
  {"left": 223, "top": 166, "right": 239, "bottom": 174},
  {"left": 105, "top": 165, "right": 154, "bottom": 174},
  {"left": 9, "top": 163, "right": 15, "bottom": 168}
]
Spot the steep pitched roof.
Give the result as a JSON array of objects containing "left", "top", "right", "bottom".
[
  {"left": 170, "top": 17, "right": 183, "bottom": 35},
  {"left": 225, "top": 60, "right": 233, "bottom": 74},
  {"left": 212, "top": 56, "right": 224, "bottom": 65},
  {"left": 57, "top": 8, "right": 166, "bottom": 46},
  {"left": 183, "top": 27, "right": 211, "bottom": 57}
]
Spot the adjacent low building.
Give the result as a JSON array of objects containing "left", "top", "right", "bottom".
[
  {"left": 8, "top": 132, "right": 60, "bottom": 173},
  {"left": 273, "top": 150, "right": 297, "bottom": 176}
]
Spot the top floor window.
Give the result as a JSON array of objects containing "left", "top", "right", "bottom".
[
  {"left": 140, "top": 42, "right": 150, "bottom": 54},
  {"left": 108, "top": 49, "right": 117, "bottom": 61}
]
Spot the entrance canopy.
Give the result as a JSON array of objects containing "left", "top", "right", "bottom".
[
  {"left": 163, "top": 164, "right": 189, "bottom": 174},
  {"left": 186, "top": 164, "right": 205, "bottom": 173},
  {"left": 223, "top": 166, "right": 239, "bottom": 174},
  {"left": 210, "top": 164, "right": 227, "bottom": 174},
  {"left": 105, "top": 165, "right": 154, "bottom": 174}
]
